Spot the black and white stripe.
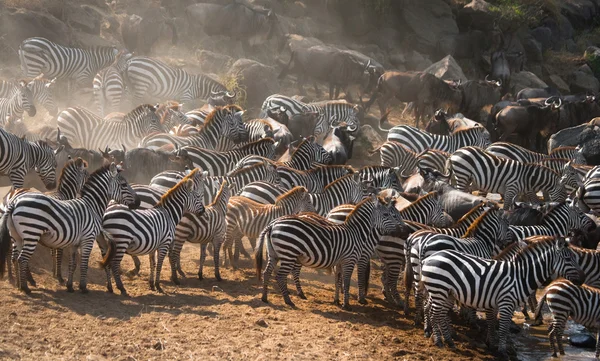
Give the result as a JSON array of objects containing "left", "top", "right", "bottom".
[
  {"left": 93, "top": 51, "right": 132, "bottom": 116},
  {"left": 383, "top": 125, "right": 491, "bottom": 153},
  {"left": 0, "top": 163, "right": 139, "bottom": 294},
  {"left": 0, "top": 81, "right": 36, "bottom": 124},
  {"left": 309, "top": 173, "right": 369, "bottom": 216}
]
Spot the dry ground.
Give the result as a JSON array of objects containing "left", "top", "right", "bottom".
[{"left": 0, "top": 241, "right": 498, "bottom": 361}]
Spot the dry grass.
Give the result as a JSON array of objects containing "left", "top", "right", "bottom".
[{"left": 220, "top": 72, "right": 248, "bottom": 110}]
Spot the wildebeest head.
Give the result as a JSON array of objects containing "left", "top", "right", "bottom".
[
  {"left": 425, "top": 109, "right": 450, "bottom": 134},
  {"left": 267, "top": 105, "right": 289, "bottom": 125},
  {"left": 209, "top": 90, "right": 237, "bottom": 106},
  {"left": 484, "top": 74, "right": 502, "bottom": 88}
]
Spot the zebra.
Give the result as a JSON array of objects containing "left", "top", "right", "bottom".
[
  {"left": 0, "top": 127, "right": 60, "bottom": 190},
  {"left": 170, "top": 179, "right": 232, "bottom": 283},
  {"left": 281, "top": 136, "right": 333, "bottom": 170},
  {"left": 256, "top": 195, "right": 405, "bottom": 309},
  {"left": 449, "top": 146, "right": 567, "bottom": 209},
  {"left": 576, "top": 175, "right": 600, "bottom": 215},
  {"left": 19, "top": 37, "right": 119, "bottom": 87},
  {"left": 99, "top": 169, "right": 205, "bottom": 295},
  {"left": 93, "top": 50, "right": 133, "bottom": 116},
  {"left": 0, "top": 80, "right": 37, "bottom": 124},
  {"left": 0, "top": 163, "right": 139, "bottom": 293},
  {"left": 124, "top": 56, "right": 233, "bottom": 103},
  {"left": 406, "top": 209, "right": 512, "bottom": 329},
  {"left": 1, "top": 76, "right": 58, "bottom": 116},
  {"left": 374, "top": 141, "right": 420, "bottom": 175},
  {"left": 549, "top": 146, "right": 579, "bottom": 161},
  {"left": 379, "top": 124, "right": 491, "bottom": 153},
  {"left": 185, "top": 108, "right": 210, "bottom": 126},
  {"left": 238, "top": 181, "right": 289, "bottom": 204},
  {"left": 486, "top": 142, "right": 547, "bottom": 163},
  {"left": 421, "top": 236, "right": 584, "bottom": 355},
  {"left": 508, "top": 202, "right": 596, "bottom": 241},
  {"left": 224, "top": 186, "right": 315, "bottom": 267},
  {"left": 309, "top": 173, "right": 370, "bottom": 216},
  {"left": 534, "top": 279, "right": 600, "bottom": 358},
  {"left": 417, "top": 149, "right": 450, "bottom": 175},
  {"left": 139, "top": 105, "right": 249, "bottom": 151},
  {"left": 359, "top": 166, "right": 403, "bottom": 191},
  {"left": 2, "top": 157, "right": 89, "bottom": 285},
  {"left": 57, "top": 104, "right": 165, "bottom": 149},
  {"left": 171, "top": 138, "right": 276, "bottom": 176},
  {"left": 216, "top": 118, "right": 275, "bottom": 151}
]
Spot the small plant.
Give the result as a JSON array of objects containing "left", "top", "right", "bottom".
[
  {"left": 219, "top": 72, "right": 248, "bottom": 110},
  {"left": 488, "top": 0, "right": 560, "bottom": 27}
]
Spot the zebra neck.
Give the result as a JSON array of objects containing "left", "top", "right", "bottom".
[
  {"left": 80, "top": 179, "right": 114, "bottom": 217},
  {"left": 23, "top": 141, "right": 42, "bottom": 170},
  {"left": 344, "top": 206, "right": 373, "bottom": 239},
  {"left": 155, "top": 188, "right": 188, "bottom": 224},
  {"left": 514, "top": 248, "right": 555, "bottom": 298}
]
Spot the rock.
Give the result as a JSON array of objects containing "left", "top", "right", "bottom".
[
  {"left": 334, "top": 0, "right": 377, "bottom": 37},
  {"left": 255, "top": 319, "right": 269, "bottom": 327},
  {"left": 437, "top": 34, "right": 458, "bottom": 58},
  {"left": 531, "top": 27, "right": 553, "bottom": 52},
  {"left": 401, "top": 0, "right": 459, "bottom": 54},
  {"left": 354, "top": 124, "right": 383, "bottom": 157},
  {"left": 66, "top": 4, "right": 104, "bottom": 35},
  {"left": 389, "top": 51, "right": 406, "bottom": 68},
  {"left": 284, "top": 34, "right": 324, "bottom": 53},
  {"left": 186, "top": 3, "right": 223, "bottom": 34},
  {"left": 579, "top": 63, "right": 594, "bottom": 75},
  {"left": 405, "top": 51, "right": 432, "bottom": 71},
  {"left": 228, "top": 59, "right": 279, "bottom": 111},
  {"left": 566, "top": 39, "right": 579, "bottom": 53},
  {"left": 456, "top": 0, "right": 494, "bottom": 32},
  {"left": 71, "top": 32, "right": 115, "bottom": 48},
  {"left": 423, "top": 55, "right": 467, "bottom": 82},
  {"left": 452, "top": 30, "right": 485, "bottom": 59},
  {"left": 561, "top": 0, "right": 598, "bottom": 29},
  {"left": 368, "top": 27, "right": 404, "bottom": 53},
  {"left": 510, "top": 71, "right": 548, "bottom": 94},
  {"left": 285, "top": 1, "right": 307, "bottom": 18},
  {"left": 0, "top": 8, "right": 69, "bottom": 63},
  {"left": 569, "top": 333, "right": 596, "bottom": 348},
  {"left": 197, "top": 50, "right": 233, "bottom": 74},
  {"left": 585, "top": 46, "right": 600, "bottom": 78},
  {"left": 543, "top": 14, "right": 575, "bottom": 51},
  {"left": 568, "top": 68, "right": 600, "bottom": 94},
  {"left": 547, "top": 75, "right": 571, "bottom": 94},
  {"left": 522, "top": 36, "right": 543, "bottom": 63}
]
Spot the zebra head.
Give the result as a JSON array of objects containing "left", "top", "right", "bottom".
[
  {"left": 179, "top": 168, "right": 206, "bottom": 216},
  {"left": 33, "top": 140, "right": 61, "bottom": 190},
  {"left": 28, "top": 76, "right": 58, "bottom": 116},
  {"left": 373, "top": 196, "right": 409, "bottom": 239},
  {"left": 17, "top": 80, "right": 36, "bottom": 117},
  {"left": 303, "top": 136, "right": 333, "bottom": 165},
  {"left": 58, "top": 156, "right": 89, "bottom": 198},
  {"left": 108, "top": 163, "right": 140, "bottom": 209},
  {"left": 552, "top": 237, "right": 585, "bottom": 286},
  {"left": 221, "top": 105, "right": 249, "bottom": 144},
  {"left": 567, "top": 201, "right": 597, "bottom": 232}
]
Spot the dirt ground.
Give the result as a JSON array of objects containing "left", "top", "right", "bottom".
[{"left": 0, "top": 240, "right": 501, "bottom": 361}]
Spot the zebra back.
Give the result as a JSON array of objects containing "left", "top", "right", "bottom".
[
  {"left": 386, "top": 125, "right": 490, "bottom": 153},
  {"left": 309, "top": 173, "right": 369, "bottom": 216},
  {"left": 486, "top": 142, "right": 546, "bottom": 163},
  {"left": 282, "top": 136, "right": 333, "bottom": 170},
  {"left": 397, "top": 191, "right": 447, "bottom": 227},
  {"left": 377, "top": 140, "right": 419, "bottom": 175}
]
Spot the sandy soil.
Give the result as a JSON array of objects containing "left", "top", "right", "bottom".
[{"left": 0, "top": 241, "right": 500, "bottom": 361}]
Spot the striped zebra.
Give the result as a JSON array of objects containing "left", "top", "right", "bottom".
[
  {"left": 375, "top": 141, "right": 420, "bottom": 175},
  {"left": 406, "top": 209, "right": 511, "bottom": 328},
  {"left": 185, "top": 108, "right": 210, "bottom": 126},
  {"left": 2, "top": 157, "right": 89, "bottom": 285},
  {"left": 0, "top": 127, "right": 60, "bottom": 190},
  {"left": 170, "top": 180, "right": 231, "bottom": 283},
  {"left": 549, "top": 146, "right": 579, "bottom": 161},
  {"left": 486, "top": 142, "right": 547, "bottom": 163},
  {"left": 140, "top": 105, "right": 249, "bottom": 151},
  {"left": 0, "top": 163, "right": 139, "bottom": 293},
  {"left": 170, "top": 123, "right": 199, "bottom": 136},
  {"left": 0, "top": 80, "right": 36, "bottom": 124},
  {"left": 418, "top": 149, "right": 450, "bottom": 174},
  {"left": 309, "top": 173, "right": 370, "bottom": 216},
  {"left": 576, "top": 174, "right": 600, "bottom": 215},
  {"left": 19, "top": 37, "right": 119, "bottom": 87},
  {"left": 281, "top": 136, "right": 333, "bottom": 169},
  {"left": 224, "top": 186, "right": 315, "bottom": 267},
  {"left": 359, "top": 166, "right": 403, "bottom": 191},
  {"left": 93, "top": 50, "right": 133, "bottom": 116},
  {"left": 534, "top": 279, "right": 600, "bottom": 358},
  {"left": 261, "top": 95, "right": 360, "bottom": 139},
  {"left": 256, "top": 195, "right": 405, "bottom": 309},
  {"left": 124, "top": 56, "right": 233, "bottom": 103},
  {"left": 508, "top": 202, "right": 596, "bottom": 241},
  {"left": 1, "top": 76, "right": 58, "bottom": 116},
  {"left": 421, "top": 236, "right": 584, "bottom": 354},
  {"left": 216, "top": 118, "right": 275, "bottom": 151},
  {"left": 171, "top": 138, "right": 276, "bottom": 176},
  {"left": 379, "top": 124, "right": 491, "bottom": 153},
  {"left": 449, "top": 146, "right": 566, "bottom": 209},
  {"left": 99, "top": 169, "right": 205, "bottom": 295},
  {"left": 57, "top": 104, "right": 165, "bottom": 149}
]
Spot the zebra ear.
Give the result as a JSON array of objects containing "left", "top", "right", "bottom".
[
  {"left": 185, "top": 179, "right": 195, "bottom": 192},
  {"left": 109, "top": 162, "right": 118, "bottom": 177},
  {"left": 19, "top": 80, "right": 27, "bottom": 87}
]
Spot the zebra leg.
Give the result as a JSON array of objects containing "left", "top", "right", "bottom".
[
  {"left": 386, "top": 263, "right": 403, "bottom": 308},
  {"left": 14, "top": 236, "right": 35, "bottom": 294},
  {"left": 77, "top": 241, "right": 95, "bottom": 293},
  {"left": 261, "top": 253, "right": 277, "bottom": 303},
  {"left": 275, "top": 261, "right": 295, "bottom": 308},
  {"left": 6, "top": 243, "right": 14, "bottom": 284},
  {"left": 213, "top": 237, "right": 223, "bottom": 281},
  {"left": 333, "top": 265, "right": 342, "bottom": 305},
  {"left": 126, "top": 255, "right": 141, "bottom": 278},
  {"left": 503, "top": 188, "right": 518, "bottom": 210},
  {"left": 148, "top": 252, "right": 156, "bottom": 291},
  {"left": 154, "top": 246, "right": 169, "bottom": 293},
  {"left": 169, "top": 239, "right": 184, "bottom": 284},
  {"left": 595, "top": 328, "right": 600, "bottom": 358},
  {"left": 341, "top": 262, "right": 354, "bottom": 311},
  {"left": 66, "top": 247, "right": 78, "bottom": 293},
  {"left": 25, "top": 264, "right": 36, "bottom": 287},
  {"left": 423, "top": 295, "right": 433, "bottom": 338},
  {"left": 485, "top": 309, "right": 498, "bottom": 349},
  {"left": 291, "top": 262, "right": 306, "bottom": 299},
  {"left": 110, "top": 246, "right": 128, "bottom": 296},
  {"left": 54, "top": 248, "right": 64, "bottom": 285},
  {"left": 356, "top": 255, "right": 370, "bottom": 305},
  {"left": 430, "top": 300, "right": 450, "bottom": 348},
  {"left": 197, "top": 243, "right": 207, "bottom": 281},
  {"left": 527, "top": 293, "right": 538, "bottom": 322},
  {"left": 548, "top": 317, "right": 565, "bottom": 357},
  {"left": 496, "top": 305, "right": 516, "bottom": 357},
  {"left": 104, "top": 259, "right": 113, "bottom": 294},
  {"left": 554, "top": 316, "right": 567, "bottom": 356}
]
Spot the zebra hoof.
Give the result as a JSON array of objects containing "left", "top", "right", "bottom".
[
  {"left": 342, "top": 304, "right": 352, "bottom": 311},
  {"left": 171, "top": 277, "right": 180, "bottom": 286},
  {"left": 261, "top": 296, "right": 269, "bottom": 304},
  {"left": 197, "top": 274, "right": 203, "bottom": 281},
  {"left": 215, "top": 275, "right": 222, "bottom": 282},
  {"left": 358, "top": 298, "right": 368, "bottom": 305},
  {"left": 66, "top": 284, "right": 74, "bottom": 293},
  {"left": 155, "top": 285, "right": 164, "bottom": 293},
  {"left": 285, "top": 300, "right": 296, "bottom": 308},
  {"left": 28, "top": 279, "right": 37, "bottom": 287},
  {"left": 434, "top": 340, "right": 444, "bottom": 348},
  {"left": 106, "top": 286, "right": 113, "bottom": 294},
  {"left": 446, "top": 341, "right": 456, "bottom": 349},
  {"left": 298, "top": 292, "right": 307, "bottom": 300},
  {"left": 125, "top": 270, "right": 138, "bottom": 279},
  {"left": 551, "top": 353, "right": 558, "bottom": 358},
  {"left": 57, "top": 278, "right": 65, "bottom": 286},
  {"left": 79, "top": 286, "right": 89, "bottom": 294},
  {"left": 424, "top": 330, "right": 431, "bottom": 338},
  {"left": 20, "top": 286, "right": 32, "bottom": 295},
  {"left": 118, "top": 288, "right": 129, "bottom": 297}
]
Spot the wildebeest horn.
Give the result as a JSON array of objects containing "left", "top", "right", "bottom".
[
  {"left": 544, "top": 97, "right": 553, "bottom": 106},
  {"left": 122, "top": 144, "right": 127, "bottom": 153},
  {"left": 279, "top": 106, "right": 286, "bottom": 112},
  {"left": 554, "top": 97, "right": 562, "bottom": 109},
  {"left": 225, "top": 91, "right": 236, "bottom": 98},
  {"left": 485, "top": 74, "right": 491, "bottom": 82},
  {"left": 364, "top": 59, "right": 372, "bottom": 71},
  {"left": 211, "top": 90, "right": 224, "bottom": 96}
]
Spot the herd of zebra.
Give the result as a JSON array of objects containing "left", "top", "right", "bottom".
[{"left": 2, "top": 36, "right": 600, "bottom": 358}]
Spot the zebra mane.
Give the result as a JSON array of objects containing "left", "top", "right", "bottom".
[
  {"left": 570, "top": 245, "right": 600, "bottom": 257},
  {"left": 462, "top": 209, "right": 493, "bottom": 238},
  {"left": 155, "top": 168, "right": 199, "bottom": 207},
  {"left": 59, "top": 157, "right": 88, "bottom": 181},
  {"left": 289, "top": 136, "right": 316, "bottom": 157},
  {"left": 309, "top": 164, "right": 356, "bottom": 174},
  {"left": 274, "top": 186, "right": 306, "bottom": 205},
  {"left": 228, "top": 162, "right": 271, "bottom": 177},
  {"left": 235, "top": 137, "right": 275, "bottom": 150},
  {"left": 493, "top": 241, "right": 522, "bottom": 260},
  {"left": 207, "top": 179, "right": 228, "bottom": 207},
  {"left": 410, "top": 191, "right": 438, "bottom": 205},
  {"left": 202, "top": 104, "right": 243, "bottom": 129},
  {"left": 455, "top": 203, "right": 486, "bottom": 224},
  {"left": 345, "top": 196, "right": 375, "bottom": 222},
  {"left": 510, "top": 236, "right": 558, "bottom": 261},
  {"left": 549, "top": 146, "right": 577, "bottom": 155},
  {"left": 452, "top": 126, "right": 486, "bottom": 135},
  {"left": 523, "top": 162, "right": 560, "bottom": 176},
  {"left": 323, "top": 173, "right": 356, "bottom": 191}
]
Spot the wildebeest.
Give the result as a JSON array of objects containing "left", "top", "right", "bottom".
[
  {"left": 456, "top": 77, "right": 503, "bottom": 122},
  {"left": 365, "top": 71, "right": 463, "bottom": 128},
  {"left": 516, "top": 86, "right": 561, "bottom": 100},
  {"left": 494, "top": 96, "right": 563, "bottom": 152},
  {"left": 425, "top": 110, "right": 485, "bottom": 135},
  {"left": 120, "top": 6, "right": 178, "bottom": 56},
  {"left": 103, "top": 146, "right": 188, "bottom": 184},
  {"left": 489, "top": 51, "right": 510, "bottom": 94},
  {"left": 202, "top": 0, "right": 282, "bottom": 54},
  {"left": 322, "top": 123, "right": 355, "bottom": 165}
]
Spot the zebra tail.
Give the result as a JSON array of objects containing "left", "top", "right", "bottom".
[
  {"left": 98, "top": 232, "right": 116, "bottom": 269},
  {"left": 403, "top": 253, "right": 414, "bottom": 301},
  {"left": 277, "top": 51, "right": 295, "bottom": 80},
  {"left": 533, "top": 290, "right": 548, "bottom": 324},
  {"left": 255, "top": 224, "right": 271, "bottom": 281},
  {"left": 0, "top": 207, "right": 12, "bottom": 278}
]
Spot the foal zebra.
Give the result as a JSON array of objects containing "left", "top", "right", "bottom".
[
  {"left": 256, "top": 195, "right": 405, "bottom": 309},
  {"left": 535, "top": 279, "right": 600, "bottom": 358},
  {"left": 0, "top": 127, "right": 60, "bottom": 189},
  {"left": 0, "top": 80, "right": 36, "bottom": 124},
  {"left": 19, "top": 37, "right": 118, "bottom": 87},
  {"left": 421, "top": 236, "right": 584, "bottom": 355},
  {"left": 100, "top": 169, "right": 205, "bottom": 295},
  {"left": 0, "top": 163, "right": 139, "bottom": 294},
  {"left": 125, "top": 56, "right": 231, "bottom": 103},
  {"left": 57, "top": 104, "right": 165, "bottom": 149},
  {"left": 450, "top": 146, "right": 566, "bottom": 209},
  {"left": 140, "top": 105, "right": 249, "bottom": 151},
  {"left": 380, "top": 124, "right": 491, "bottom": 153}
]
